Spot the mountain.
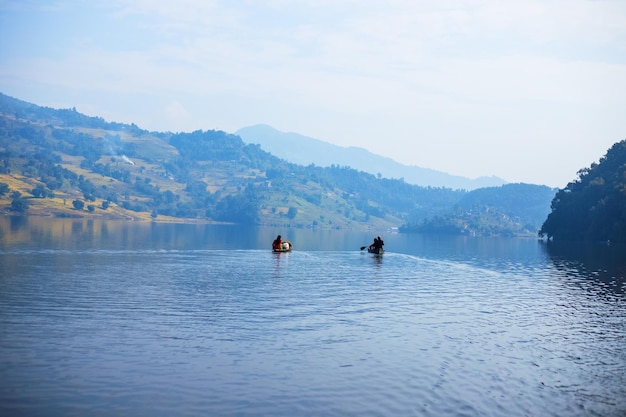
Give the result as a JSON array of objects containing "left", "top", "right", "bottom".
[
  {"left": 0, "top": 93, "right": 459, "bottom": 229},
  {"left": 236, "top": 124, "right": 507, "bottom": 190},
  {"left": 0, "top": 92, "right": 554, "bottom": 235}
]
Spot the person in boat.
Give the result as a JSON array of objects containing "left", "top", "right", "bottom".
[
  {"left": 369, "top": 236, "right": 384, "bottom": 251},
  {"left": 272, "top": 235, "right": 282, "bottom": 250}
]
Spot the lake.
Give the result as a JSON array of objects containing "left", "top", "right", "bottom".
[{"left": 1, "top": 217, "right": 625, "bottom": 417}]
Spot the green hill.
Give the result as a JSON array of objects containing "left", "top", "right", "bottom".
[
  {"left": 0, "top": 93, "right": 464, "bottom": 229},
  {"left": 0, "top": 92, "right": 555, "bottom": 234},
  {"left": 539, "top": 140, "right": 626, "bottom": 243},
  {"left": 402, "top": 183, "right": 557, "bottom": 236}
]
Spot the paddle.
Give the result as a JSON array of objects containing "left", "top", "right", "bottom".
[{"left": 360, "top": 246, "right": 367, "bottom": 250}]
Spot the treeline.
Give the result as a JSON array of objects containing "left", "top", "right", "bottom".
[{"left": 539, "top": 140, "right": 626, "bottom": 243}]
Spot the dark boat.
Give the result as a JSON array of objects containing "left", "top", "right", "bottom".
[{"left": 367, "top": 247, "right": 384, "bottom": 254}]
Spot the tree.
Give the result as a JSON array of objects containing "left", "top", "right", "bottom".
[
  {"left": 32, "top": 185, "right": 50, "bottom": 198},
  {"left": 10, "top": 197, "right": 29, "bottom": 212},
  {"left": 214, "top": 194, "right": 259, "bottom": 224},
  {"left": 72, "top": 199, "right": 85, "bottom": 210}
]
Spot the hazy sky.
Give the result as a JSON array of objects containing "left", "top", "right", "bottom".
[{"left": 1, "top": 1, "right": 625, "bottom": 187}]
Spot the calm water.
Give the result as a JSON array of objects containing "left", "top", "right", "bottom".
[{"left": 1, "top": 217, "right": 625, "bottom": 417}]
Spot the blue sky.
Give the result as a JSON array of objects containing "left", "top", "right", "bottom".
[{"left": 1, "top": 0, "right": 625, "bottom": 187}]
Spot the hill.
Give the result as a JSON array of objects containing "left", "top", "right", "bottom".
[
  {"left": 539, "top": 140, "right": 626, "bottom": 243},
  {"left": 236, "top": 124, "right": 507, "bottom": 190},
  {"left": 0, "top": 92, "right": 554, "bottom": 235},
  {"left": 0, "top": 93, "right": 460, "bottom": 229},
  {"left": 402, "top": 183, "right": 557, "bottom": 237}
]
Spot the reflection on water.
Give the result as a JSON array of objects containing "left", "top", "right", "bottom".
[
  {"left": 541, "top": 240, "right": 626, "bottom": 295},
  {"left": 0, "top": 216, "right": 267, "bottom": 251},
  {"left": 0, "top": 217, "right": 625, "bottom": 417}
]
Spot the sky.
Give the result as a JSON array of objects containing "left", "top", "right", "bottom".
[{"left": 1, "top": 0, "right": 625, "bottom": 187}]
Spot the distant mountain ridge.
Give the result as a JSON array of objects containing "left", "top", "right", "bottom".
[{"left": 236, "top": 124, "right": 507, "bottom": 190}]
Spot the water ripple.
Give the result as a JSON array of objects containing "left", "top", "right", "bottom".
[{"left": 1, "top": 249, "right": 625, "bottom": 417}]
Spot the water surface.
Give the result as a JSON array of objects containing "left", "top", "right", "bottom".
[{"left": 1, "top": 218, "right": 625, "bottom": 416}]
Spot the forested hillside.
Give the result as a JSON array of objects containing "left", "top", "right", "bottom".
[
  {"left": 402, "top": 183, "right": 556, "bottom": 236},
  {"left": 0, "top": 93, "right": 554, "bottom": 235},
  {"left": 0, "top": 93, "right": 463, "bottom": 229},
  {"left": 539, "top": 140, "right": 626, "bottom": 243}
]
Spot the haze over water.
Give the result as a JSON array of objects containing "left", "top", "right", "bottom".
[{"left": 1, "top": 218, "right": 625, "bottom": 417}]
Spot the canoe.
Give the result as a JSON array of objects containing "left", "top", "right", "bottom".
[
  {"left": 273, "top": 240, "right": 293, "bottom": 253},
  {"left": 367, "top": 247, "right": 384, "bottom": 254}
]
